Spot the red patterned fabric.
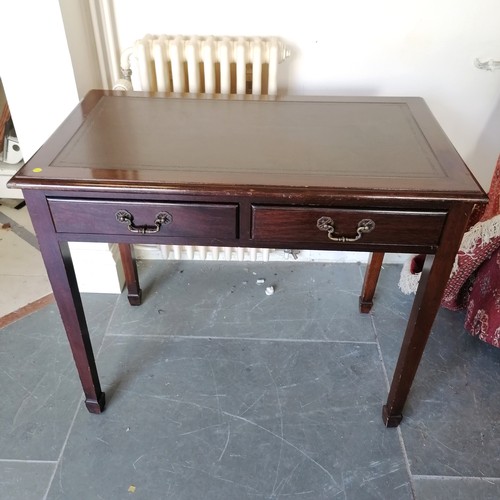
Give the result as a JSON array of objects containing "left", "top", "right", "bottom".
[
  {"left": 440, "top": 234, "right": 500, "bottom": 311},
  {"left": 405, "top": 156, "right": 500, "bottom": 346},
  {"left": 464, "top": 247, "right": 500, "bottom": 347},
  {"left": 440, "top": 156, "right": 500, "bottom": 346}
]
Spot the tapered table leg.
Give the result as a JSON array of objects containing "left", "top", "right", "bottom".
[
  {"left": 25, "top": 191, "right": 105, "bottom": 413},
  {"left": 119, "top": 243, "right": 142, "bottom": 306},
  {"left": 359, "top": 252, "right": 384, "bottom": 313},
  {"left": 27, "top": 200, "right": 104, "bottom": 412},
  {"left": 382, "top": 206, "right": 473, "bottom": 427}
]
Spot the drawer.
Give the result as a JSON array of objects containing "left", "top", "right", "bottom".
[
  {"left": 251, "top": 206, "right": 446, "bottom": 247},
  {"left": 48, "top": 198, "right": 238, "bottom": 238}
]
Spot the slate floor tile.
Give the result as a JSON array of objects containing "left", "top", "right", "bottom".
[
  {"left": 106, "top": 261, "right": 374, "bottom": 342},
  {"left": 0, "top": 461, "right": 56, "bottom": 500},
  {"left": 3, "top": 261, "right": 500, "bottom": 499},
  {"left": 413, "top": 476, "right": 500, "bottom": 500},
  {"left": 0, "top": 294, "right": 118, "bottom": 460},
  {"left": 371, "top": 264, "right": 500, "bottom": 478},
  {"left": 46, "top": 336, "right": 411, "bottom": 500}
]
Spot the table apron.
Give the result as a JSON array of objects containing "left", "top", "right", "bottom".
[{"left": 46, "top": 196, "right": 447, "bottom": 254}]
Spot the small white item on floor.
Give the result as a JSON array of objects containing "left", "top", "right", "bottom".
[
  {"left": 265, "top": 286, "right": 275, "bottom": 295},
  {"left": 256, "top": 278, "right": 265, "bottom": 285}
]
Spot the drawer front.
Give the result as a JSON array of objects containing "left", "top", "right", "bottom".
[
  {"left": 48, "top": 198, "right": 238, "bottom": 238},
  {"left": 252, "top": 206, "right": 446, "bottom": 247}
]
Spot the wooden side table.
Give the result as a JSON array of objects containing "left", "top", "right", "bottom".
[{"left": 8, "top": 91, "right": 487, "bottom": 426}]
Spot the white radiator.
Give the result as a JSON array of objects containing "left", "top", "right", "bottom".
[
  {"left": 133, "top": 245, "right": 272, "bottom": 262},
  {"left": 114, "top": 35, "right": 290, "bottom": 96},
  {"left": 113, "top": 35, "right": 290, "bottom": 262}
]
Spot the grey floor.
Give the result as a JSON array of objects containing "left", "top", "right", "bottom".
[{"left": 1, "top": 260, "right": 500, "bottom": 499}]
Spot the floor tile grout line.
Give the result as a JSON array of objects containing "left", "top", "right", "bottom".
[
  {"left": 368, "top": 312, "right": 417, "bottom": 500},
  {"left": 42, "top": 294, "right": 123, "bottom": 498},
  {"left": 396, "top": 426, "right": 417, "bottom": 500},
  {"left": 0, "top": 459, "right": 58, "bottom": 464},
  {"left": 105, "top": 333, "right": 377, "bottom": 344},
  {"left": 414, "top": 474, "right": 500, "bottom": 482},
  {"left": 0, "top": 293, "right": 54, "bottom": 330},
  {"left": 95, "top": 293, "right": 123, "bottom": 343},
  {"left": 0, "top": 210, "right": 39, "bottom": 250},
  {"left": 94, "top": 292, "right": 123, "bottom": 370},
  {"left": 42, "top": 397, "right": 84, "bottom": 500}
]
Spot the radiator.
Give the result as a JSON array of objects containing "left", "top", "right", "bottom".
[
  {"left": 113, "top": 35, "right": 290, "bottom": 262},
  {"left": 113, "top": 35, "right": 290, "bottom": 96},
  {"left": 133, "top": 245, "right": 272, "bottom": 262}
]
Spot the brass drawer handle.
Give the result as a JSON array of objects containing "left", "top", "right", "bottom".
[
  {"left": 317, "top": 216, "right": 375, "bottom": 242},
  {"left": 115, "top": 210, "right": 172, "bottom": 234}
]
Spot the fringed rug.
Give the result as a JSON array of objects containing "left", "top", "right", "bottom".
[{"left": 399, "top": 156, "right": 500, "bottom": 347}]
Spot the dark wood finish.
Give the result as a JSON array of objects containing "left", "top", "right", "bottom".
[
  {"left": 359, "top": 252, "right": 385, "bottom": 313},
  {"left": 252, "top": 206, "right": 446, "bottom": 250},
  {"left": 118, "top": 243, "right": 142, "bottom": 306},
  {"left": 8, "top": 91, "right": 488, "bottom": 426},
  {"left": 22, "top": 189, "right": 106, "bottom": 413},
  {"left": 48, "top": 199, "right": 238, "bottom": 238},
  {"left": 382, "top": 204, "right": 474, "bottom": 426}
]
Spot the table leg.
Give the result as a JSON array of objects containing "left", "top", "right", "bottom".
[
  {"left": 40, "top": 240, "right": 105, "bottom": 412},
  {"left": 24, "top": 192, "right": 105, "bottom": 413},
  {"left": 359, "top": 252, "right": 384, "bottom": 313},
  {"left": 382, "top": 205, "right": 473, "bottom": 427},
  {"left": 119, "top": 243, "right": 142, "bottom": 306}
]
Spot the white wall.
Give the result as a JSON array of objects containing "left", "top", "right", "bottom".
[
  {"left": 0, "top": 0, "right": 124, "bottom": 293},
  {"left": 2, "top": 0, "right": 498, "bottom": 187},
  {"left": 0, "top": 0, "right": 79, "bottom": 161},
  {"left": 58, "top": 0, "right": 103, "bottom": 99},
  {"left": 112, "top": 0, "right": 500, "bottom": 190},
  {"left": 1, "top": 1, "right": 499, "bottom": 288}
]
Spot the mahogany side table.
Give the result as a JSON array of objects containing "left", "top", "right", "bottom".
[{"left": 8, "top": 90, "right": 487, "bottom": 426}]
